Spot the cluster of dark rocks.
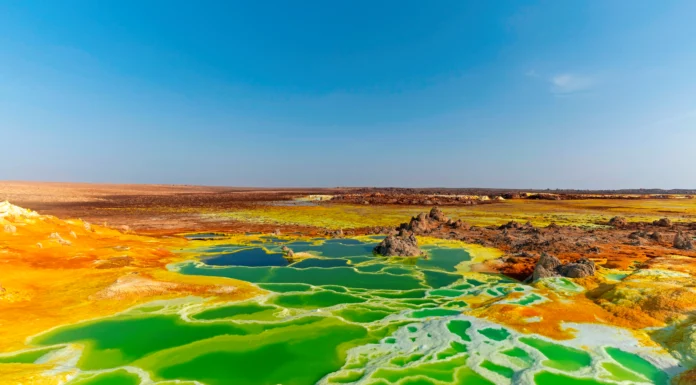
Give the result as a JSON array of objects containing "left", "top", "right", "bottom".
[
  {"left": 400, "top": 207, "right": 469, "bottom": 233},
  {"left": 373, "top": 230, "right": 422, "bottom": 257},
  {"left": 610, "top": 216, "right": 693, "bottom": 249},
  {"left": 364, "top": 206, "right": 695, "bottom": 280},
  {"left": 324, "top": 229, "right": 356, "bottom": 238},
  {"left": 609, "top": 215, "right": 676, "bottom": 228},
  {"left": 332, "top": 193, "right": 483, "bottom": 206},
  {"left": 530, "top": 252, "right": 596, "bottom": 281}
]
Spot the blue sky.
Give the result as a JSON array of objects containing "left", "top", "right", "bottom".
[{"left": 1, "top": 1, "right": 695, "bottom": 188}]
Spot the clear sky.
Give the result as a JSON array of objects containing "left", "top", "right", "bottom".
[{"left": 1, "top": 1, "right": 695, "bottom": 188}]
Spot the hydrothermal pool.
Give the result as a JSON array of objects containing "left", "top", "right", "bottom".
[{"left": 5, "top": 236, "right": 679, "bottom": 385}]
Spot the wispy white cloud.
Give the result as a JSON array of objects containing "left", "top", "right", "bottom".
[
  {"left": 525, "top": 70, "right": 596, "bottom": 95},
  {"left": 550, "top": 73, "right": 595, "bottom": 94}
]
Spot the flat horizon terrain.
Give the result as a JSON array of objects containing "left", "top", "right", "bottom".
[{"left": 1, "top": 180, "right": 696, "bottom": 384}]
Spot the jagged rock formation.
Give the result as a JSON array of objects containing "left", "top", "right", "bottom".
[
  {"left": 559, "top": 258, "right": 596, "bottom": 278},
  {"left": 395, "top": 206, "right": 466, "bottom": 235},
  {"left": 364, "top": 206, "right": 696, "bottom": 280},
  {"left": 429, "top": 207, "right": 448, "bottom": 222},
  {"left": 529, "top": 253, "right": 595, "bottom": 281},
  {"left": 674, "top": 231, "right": 693, "bottom": 250},
  {"left": 532, "top": 253, "right": 562, "bottom": 281},
  {"left": 373, "top": 230, "right": 421, "bottom": 257}
]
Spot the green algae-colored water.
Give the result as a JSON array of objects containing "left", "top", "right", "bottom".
[{"left": 6, "top": 236, "right": 676, "bottom": 385}]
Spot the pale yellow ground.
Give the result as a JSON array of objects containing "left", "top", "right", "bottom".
[{"left": 206, "top": 199, "right": 696, "bottom": 229}]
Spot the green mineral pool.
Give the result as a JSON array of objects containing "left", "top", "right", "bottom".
[{"left": 2, "top": 236, "right": 674, "bottom": 385}]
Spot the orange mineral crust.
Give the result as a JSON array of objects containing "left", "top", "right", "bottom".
[
  {"left": 469, "top": 290, "right": 660, "bottom": 341},
  {"left": 0, "top": 202, "right": 261, "bottom": 353}
]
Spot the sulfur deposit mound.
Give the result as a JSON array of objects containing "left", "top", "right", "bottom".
[
  {"left": 530, "top": 252, "right": 595, "bottom": 281},
  {"left": 373, "top": 230, "right": 421, "bottom": 257}
]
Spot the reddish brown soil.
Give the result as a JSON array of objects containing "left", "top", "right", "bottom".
[
  {"left": 3, "top": 181, "right": 695, "bottom": 281},
  {"left": 365, "top": 209, "right": 696, "bottom": 280},
  {"left": 0, "top": 181, "right": 342, "bottom": 234}
]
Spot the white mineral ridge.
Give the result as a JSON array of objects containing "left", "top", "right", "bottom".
[{"left": 0, "top": 200, "right": 39, "bottom": 219}]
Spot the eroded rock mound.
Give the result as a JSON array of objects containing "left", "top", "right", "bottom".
[
  {"left": 429, "top": 207, "right": 449, "bottom": 222},
  {"left": 399, "top": 207, "right": 469, "bottom": 235},
  {"left": 558, "top": 258, "right": 596, "bottom": 278},
  {"left": 674, "top": 231, "right": 693, "bottom": 250},
  {"left": 529, "top": 252, "right": 595, "bottom": 281},
  {"left": 532, "top": 253, "right": 562, "bottom": 281},
  {"left": 373, "top": 230, "right": 421, "bottom": 257},
  {"left": 653, "top": 217, "right": 672, "bottom": 227},
  {"left": 407, "top": 212, "right": 431, "bottom": 232},
  {"left": 649, "top": 232, "right": 664, "bottom": 242}
]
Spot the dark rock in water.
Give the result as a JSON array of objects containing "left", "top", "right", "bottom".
[
  {"left": 609, "top": 216, "right": 627, "bottom": 227},
  {"left": 653, "top": 218, "right": 672, "bottom": 227},
  {"left": 673, "top": 231, "right": 693, "bottom": 250},
  {"left": 373, "top": 230, "right": 421, "bottom": 257},
  {"left": 558, "top": 258, "right": 595, "bottom": 278},
  {"left": 529, "top": 252, "right": 596, "bottom": 281},
  {"left": 429, "top": 207, "right": 448, "bottom": 222},
  {"left": 281, "top": 245, "right": 295, "bottom": 258}
]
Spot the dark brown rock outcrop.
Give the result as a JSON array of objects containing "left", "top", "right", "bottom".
[
  {"left": 673, "top": 231, "right": 693, "bottom": 250},
  {"left": 649, "top": 232, "right": 664, "bottom": 242},
  {"left": 429, "top": 207, "right": 449, "bottom": 222},
  {"left": 529, "top": 253, "right": 595, "bottom": 281},
  {"left": 558, "top": 258, "right": 596, "bottom": 278},
  {"left": 373, "top": 230, "right": 421, "bottom": 257},
  {"left": 532, "top": 253, "right": 562, "bottom": 281},
  {"left": 654, "top": 218, "right": 672, "bottom": 227}
]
